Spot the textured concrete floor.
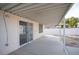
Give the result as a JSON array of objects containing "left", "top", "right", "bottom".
[{"left": 9, "top": 35, "right": 65, "bottom": 55}]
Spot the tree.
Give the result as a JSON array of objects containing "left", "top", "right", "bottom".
[{"left": 65, "top": 17, "right": 79, "bottom": 28}]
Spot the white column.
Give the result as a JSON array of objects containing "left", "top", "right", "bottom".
[{"left": 63, "top": 19, "right": 69, "bottom": 55}]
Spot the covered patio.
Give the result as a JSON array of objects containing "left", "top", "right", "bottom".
[{"left": 1, "top": 3, "right": 79, "bottom": 55}]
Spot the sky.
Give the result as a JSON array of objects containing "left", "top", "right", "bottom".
[{"left": 65, "top": 3, "right": 79, "bottom": 18}]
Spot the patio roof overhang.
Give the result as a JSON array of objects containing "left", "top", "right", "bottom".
[{"left": 0, "top": 3, "right": 73, "bottom": 27}]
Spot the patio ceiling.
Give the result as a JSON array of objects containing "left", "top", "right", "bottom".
[{"left": 0, "top": 3, "right": 72, "bottom": 27}]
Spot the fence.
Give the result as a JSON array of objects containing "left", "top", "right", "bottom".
[{"left": 44, "top": 28, "right": 79, "bottom": 37}]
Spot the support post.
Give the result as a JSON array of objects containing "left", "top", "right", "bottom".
[{"left": 63, "top": 18, "right": 69, "bottom": 55}]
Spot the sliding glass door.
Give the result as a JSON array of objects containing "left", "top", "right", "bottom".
[{"left": 19, "top": 21, "right": 33, "bottom": 45}]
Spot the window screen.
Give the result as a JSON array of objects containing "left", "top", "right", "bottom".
[{"left": 39, "top": 24, "right": 43, "bottom": 33}]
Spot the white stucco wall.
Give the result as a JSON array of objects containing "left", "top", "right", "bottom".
[
  {"left": 44, "top": 28, "right": 79, "bottom": 36},
  {"left": 0, "top": 10, "right": 45, "bottom": 55}
]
